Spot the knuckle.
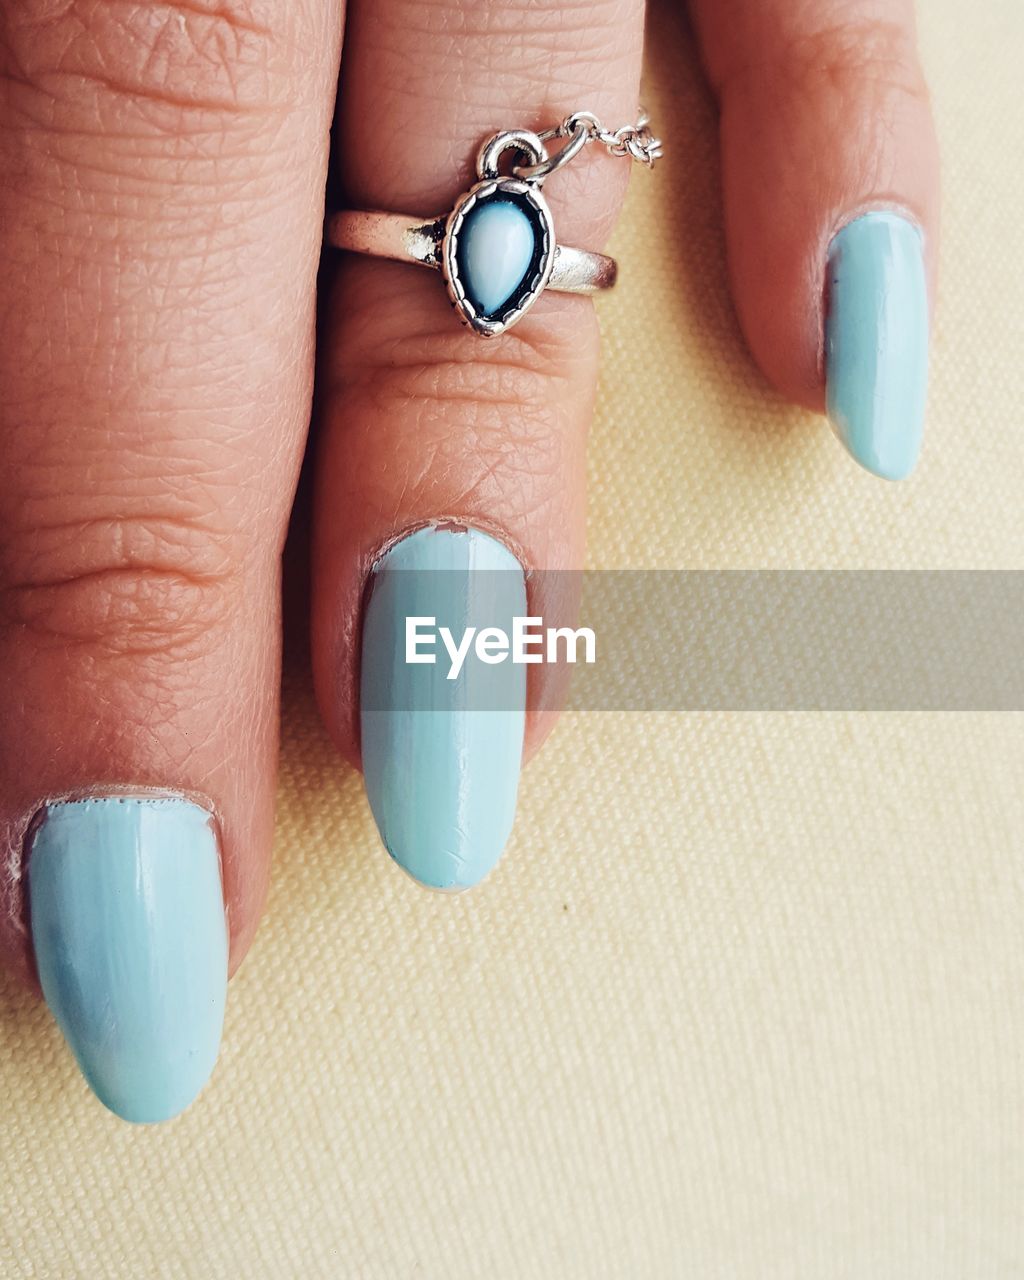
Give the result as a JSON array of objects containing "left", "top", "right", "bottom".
[
  {"left": 0, "top": 514, "right": 238, "bottom": 656},
  {"left": 378, "top": 0, "right": 636, "bottom": 44},
  {"left": 0, "top": 0, "right": 306, "bottom": 127},
  {"left": 328, "top": 279, "right": 598, "bottom": 520},
  {"left": 360, "top": 352, "right": 564, "bottom": 509},
  {"left": 333, "top": 272, "right": 597, "bottom": 408},
  {"left": 758, "top": 20, "right": 929, "bottom": 106},
  {"left": 358, "top": 334, "right": 566, "bottom": 427}
]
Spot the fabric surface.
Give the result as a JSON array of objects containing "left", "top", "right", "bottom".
[{"left": 1, "top": 1, "right": 1022, "bottom": 1275}]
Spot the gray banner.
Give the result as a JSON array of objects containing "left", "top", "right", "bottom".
[{"left": 359, "top": 571, "right": 1024, "bottom": 711}]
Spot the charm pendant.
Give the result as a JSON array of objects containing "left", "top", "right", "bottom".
[
  {"left": 443, "top": 178, "right": 554, "bottom": 337},
  {"left": 327, "top": 111, "right": 660, "bottom": 336},
  {"left": 441, "top": 129, "right": 561, "bottom": 337}
]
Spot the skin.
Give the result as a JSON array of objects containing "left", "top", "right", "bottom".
[{"left": 0, "top": 0, "right": 939, "bottom": 988}]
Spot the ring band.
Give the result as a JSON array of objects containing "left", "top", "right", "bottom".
[
  {"left": 326, "top": 210, "right": 617, "bottom": 297},
  {"left": 325, "top": 113, "right": 659, "bottom": 338}
]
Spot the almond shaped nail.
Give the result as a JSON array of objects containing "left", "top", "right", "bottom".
[
  {"left": 28, "top": 796, "right": 227, "bottom": 1123},
  {"left": 360, "top": 526, "right": 527, "bottom": 891},
  {"left": 825, "top": 211, "right": 929, "bottom": 480}
]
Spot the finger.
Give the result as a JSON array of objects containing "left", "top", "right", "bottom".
[
  {"left": 313, "top": 0, "right": 645, "bottom": 889},
  {"left": 690, "top": 0, "right": 939, "bottom": 478},
  {"left": 0, "top": 0, "right": 340, "bottom": 1120}
]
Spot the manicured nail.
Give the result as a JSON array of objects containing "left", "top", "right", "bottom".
[
  {"left": 360, "top": 525, "right": 527, "bottom": 891},
  {"left": 825, "top": 211, "right": 929, "bottom": 480},
  {"left": 28, "top": 795, "right": 227, "bottom": 1123}
]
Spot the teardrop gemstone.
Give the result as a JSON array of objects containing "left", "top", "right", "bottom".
[{"left": 456, "top": 200, "right": 536, "bottom": 318}]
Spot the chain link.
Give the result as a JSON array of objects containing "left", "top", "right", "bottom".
[
  {"left": 505, "top": 108, "right": 662, "bottom": 183},
  {"left": 550, "top": 109, "right": 663, "bottom": 167}
]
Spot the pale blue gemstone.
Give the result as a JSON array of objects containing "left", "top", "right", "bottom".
[{"left": 457, "top": 200, "right": 536, "bottom": 317}]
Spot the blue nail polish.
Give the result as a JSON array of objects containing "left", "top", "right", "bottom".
[
  {"left": 29, "top": 796, "right": 227, "bottom": 1123},
  {"left": 360, "top": 526, "right": 527, "bottom": 891},
  {"left": 825, "top": 211, "right": 929, "bottom": 480}
]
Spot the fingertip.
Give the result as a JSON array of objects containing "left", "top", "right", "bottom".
[{"left": 694, "top": 0, "right": 940, "bottom": 459}]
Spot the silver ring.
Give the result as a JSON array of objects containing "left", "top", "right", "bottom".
[
  {"left": 326, "top": 111, "right": 660, "bottom": 337},
  {"left": 325, "top": 121, "right": 623, "bottom": 338},
  {"left": 325, "top": 207, "right": 616, "bottom": 339}
]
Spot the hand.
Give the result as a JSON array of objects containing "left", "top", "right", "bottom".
[{"left": 0, "top": 0, "right": 938, "bottom": 1121}]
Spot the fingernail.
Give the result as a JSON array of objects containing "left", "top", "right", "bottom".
[
  {"left": 28, "top": 795, "right": 227, "bottom": 1123},
  {"left": 825, "top": 211, "right": 929, "bottom": 480},
  {"left": 360, "top": 525, "right": 527, "bottom": 891}
]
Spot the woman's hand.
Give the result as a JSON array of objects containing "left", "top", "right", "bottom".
[{"left": 0, "top": 0, "right": 938, "bottom": 1121}]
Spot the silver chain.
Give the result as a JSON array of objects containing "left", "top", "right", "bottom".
[
  {"left": 477, "top": 109, "right": 661, "bottom": 186},
  {"left": 545, "top": 109, "right": 663, "bottom": 168}
]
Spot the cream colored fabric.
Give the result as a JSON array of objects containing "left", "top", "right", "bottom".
[{"left": 2, "top": 1, "right": 1022, "bottom": 1275}]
